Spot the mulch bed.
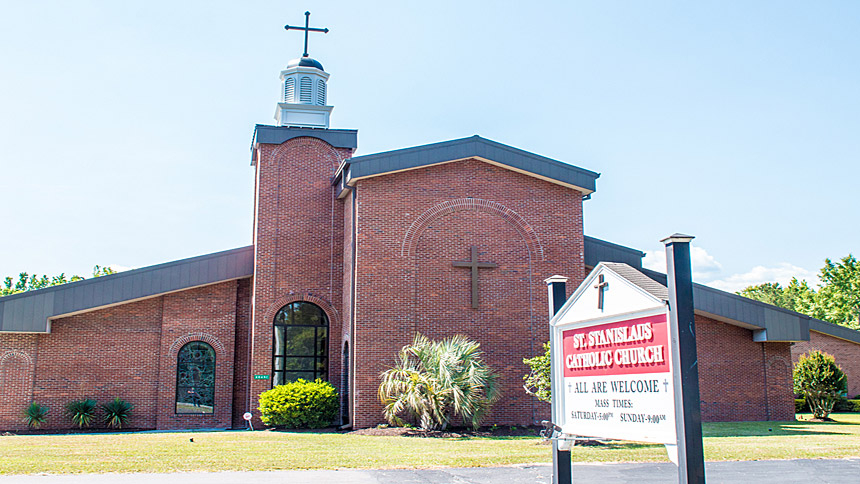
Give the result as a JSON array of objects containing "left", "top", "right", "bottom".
[{"left": 348, "top": 425, "right": 542, "bottom": 438}]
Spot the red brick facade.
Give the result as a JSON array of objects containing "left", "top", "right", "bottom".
[
  {"left": 793, "top": 331, "right": 860, "bottom": 399},
  {"left": 695, "top": 315, "right": 794, "bottom": 422},
  {"left": 0, "top": 281, "right": 248, "bottom": 431},
  {"left": 0, "top": 134, "right": 834, "bottom": 431}
]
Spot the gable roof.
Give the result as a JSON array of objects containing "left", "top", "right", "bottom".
[
  {"left": 0, "top": 246, "right": 254, "bottom": 333},
  {"left": 334, "top": 135, "right": 600, "bottom": 196}
]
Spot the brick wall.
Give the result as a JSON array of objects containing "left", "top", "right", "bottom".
[
  {"left": 232, "top": 278, "right": 253, "bottom": 428},
  {"left": 156, "top": 281, "right": 237, "bottom": 430},
  {"left": 793, "top": 331, "right": 860, "bottom": 398},
  {"left": 0, "top": 334, "right": 38, "bottom": 431},
  {"left": 350, "top": 159, "right": 585, "bottom": 428},
  {"left": 0, "top": 280, "right": 245, "bottom": 432},
  {"left": 248, "top": 136, "right": 353, "bottom": 426},
  {"left": 696, "top": 315, "right": 794, "bottom": 421},
  {"left": 31, "top": 297, "right": 163, "bottom": 430}
]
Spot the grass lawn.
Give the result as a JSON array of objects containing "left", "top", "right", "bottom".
[{"left": 2, "top": 414, "right": 859, "bottom": 475}]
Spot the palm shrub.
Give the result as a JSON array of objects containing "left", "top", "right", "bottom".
[
  {"left": 258, "top": 379, "right": 338, "bottom": 428},
  {"left": 23, "top": 402, "right": 49, "bottom": 429},
  {"left": 101, "top": 398, "right": 133, "bottom": 429},
  {"left": 65, "top": 398, "right": 98, "bottom": 428},
  {"left": 794, "top": 350, "right": 847, "bottom": 419},
  {"left": 378, "top": 333, "right": 500, "bottom": 430}
]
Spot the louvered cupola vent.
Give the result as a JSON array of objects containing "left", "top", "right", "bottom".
[
  {"left": 299, "top": 77, "right": 312, "bottom": 103},
  {"left": 284, "top": 78, "right": 295, "bottom": 102},
  {"left": 317, "top": 80, "right": 326, "bottom": 106}
]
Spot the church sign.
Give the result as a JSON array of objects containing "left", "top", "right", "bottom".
[
  {"left": 558, "top": 309, "right": 676, "bottom": 444},
  {"left": 550, "top": 264, "right": 677, "bottom": 445}
]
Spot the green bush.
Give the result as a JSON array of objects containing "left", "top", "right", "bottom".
[
  {"left": 258, "top": 379, "right": 338, "bottom": 428},
  {"left": 101, "top": 398, "right": 133, "bottom": 429},
  {"left": 23, "top": 402, "right": 49, "bottom": 429},
  {"left": 833, "top": 398, "right": 860, "bottom": 413},
  {"left": 795, "top": 398, "right": 809, "bottom": 413},
  {"left": 793, "top": 350, "right": 847, "bottom": 419},
  {"left": 65, "top": 398, "right": 98, "bottom": 428}
]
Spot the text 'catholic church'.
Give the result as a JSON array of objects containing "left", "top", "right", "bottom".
[{"left": 2, "top": 19, "right": 860, "bottom": 431}]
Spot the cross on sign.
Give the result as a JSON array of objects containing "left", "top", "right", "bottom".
[
  {"left": 284, "top": 11, "right": 329, "bottom": 58},
  {"left": 663, "top": 379, "right": 669, "bottom": 392},
  {"left": 452, "top": 246, "right": 497, "bottom": 309},
  {"left": 594, "top": 274, "right": 609, "bottom": 309}
]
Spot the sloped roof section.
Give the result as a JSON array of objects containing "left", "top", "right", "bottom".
[
  {"left": 338, "top": 135, "right": 600, "bottom": 195},
  {"left": 603, "top": 262, "right": 668, "bottom": 301},
  {"left": 0, "top": 246, "right": 254, "bottom": 333},
  {"left": 584, "top": 236, "right": 645, "bottom": 269}
]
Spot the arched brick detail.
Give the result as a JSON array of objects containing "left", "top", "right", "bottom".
[
  {"left": 263, "top": 293, "right": 341, "bottom": 328},
  {"left": 270, "top": 136, "right": 348, "bottom": 174},
  {"left": 401, "top": 198, "right": 545, "bottom": 260},
  {"left": 167, "top": 333, "right": 226, "bottom": 357},
  {"left": 767, "top": 355, "right": 790, "bottom": 369},
  {"left": 0, "top": 350, "right": 33, "bottom": 366}
]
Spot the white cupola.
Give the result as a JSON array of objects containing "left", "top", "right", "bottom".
[{"left": 274, "top": 56, "right": 333, "bottom": 128}]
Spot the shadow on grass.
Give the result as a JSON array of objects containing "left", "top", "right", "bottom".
[{"left": 703, "top": 418, "right": 857, "bottom": 438}]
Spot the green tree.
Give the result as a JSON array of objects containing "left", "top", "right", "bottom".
[
  {"left": 378, "top": 333, "right": 500, "bottom": 430},
  {"left": 738, "top": 278, "right": 816, "bottom": 314},
  {"left": 793, "top": 350, "right": 847, "bottom": 419},
  {"left": 814, "top": 255, "right": 860, "bottom": 329},
  {"left": 523, "top": 342, "right": 551, "bottom": 403},
  {"left": 1, "top": 265, "right": 117, "bottom": 297}
]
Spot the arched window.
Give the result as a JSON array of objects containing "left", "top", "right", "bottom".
[
  {"left": 272, "top": 302, "right": 328, "bottom": 386},
  {"left": 176, "top": 342, "right": 215, "bottom": 414}
]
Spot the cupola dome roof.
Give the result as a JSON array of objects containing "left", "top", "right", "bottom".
[{"left": 286, "top": 56, "right": 324, "bottom": 71}]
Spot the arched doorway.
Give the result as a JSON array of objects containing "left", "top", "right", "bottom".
[{"left": 272, "top": 301, "right": 329, "bottom": 386}]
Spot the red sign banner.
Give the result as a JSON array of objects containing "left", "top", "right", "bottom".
[{"left": 562, "top": 313, "right": 670, "bottom": 377}]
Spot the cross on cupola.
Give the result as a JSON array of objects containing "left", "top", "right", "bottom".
[
  {"left": 594, "top": 274, "right": 609, "bottom": 310},
  {"left": 284, "top": 11, "right": 329, "bottom": 58},
  {"left": 452, "top": 246, "right": 498, "bottom": 309},
  {"left": 275, "top": 11, "right": 334, "bottom": 129}
]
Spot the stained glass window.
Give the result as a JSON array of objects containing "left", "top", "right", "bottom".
[
  {"left": 272, "top": 302, "right": 328, "bottom": 386},
  {"left": 176, "top": 342, "right": 216, "bottom": 414}
]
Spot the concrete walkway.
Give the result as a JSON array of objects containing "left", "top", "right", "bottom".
[{"left": 1, "top": 459, "right": 859, "bottom": 483}]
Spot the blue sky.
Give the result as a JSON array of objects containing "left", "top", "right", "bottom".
[{"left": 1, "top": 1, "right": 857, "bottom": 292}]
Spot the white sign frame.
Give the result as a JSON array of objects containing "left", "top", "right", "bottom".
[{"left": 551, "top": 306, "right": 677, "bottom": 444}]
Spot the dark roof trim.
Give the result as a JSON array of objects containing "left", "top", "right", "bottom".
[
  {"left": 251, "top": 125, "right": 358, "bottom": 165},
  {"left": 810, "top": 319, "right": 860, "bottom": 345},
  {"left": 584, "top": 236, "right": 645, "bottom": 269},
  {"left": 0, "top": 246, "right": 254, "bottom": 333},
  {"left": 337, "top": 135, "right": 600, "bottom": 194},
  {"left": 639, "top": 268, "right": 810, "bottom": 342}
]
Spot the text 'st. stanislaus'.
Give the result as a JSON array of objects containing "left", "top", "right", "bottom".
[{"left": 561, "top": 311, "right": 676, "bottom": 443}]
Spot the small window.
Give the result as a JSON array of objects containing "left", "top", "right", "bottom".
[
  {"left": 284, "top": 78, "right": 295, "bottom": 102},
  {"left": 176, "top": 342, "right": 215, "bottom": 414},
  {"left": 316, "top": 80, "right": 326, "bottom": 106},
  {"left": 299, "top": 77, "right": 312, "bottom": 103}
]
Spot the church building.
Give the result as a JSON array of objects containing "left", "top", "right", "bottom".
[{"left": 2, "top": 29, "right": 860, "bottom": 432}]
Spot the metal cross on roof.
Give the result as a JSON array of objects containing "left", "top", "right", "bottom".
[
  {"left": 453, "top": 246, "right": 498, "bottom": 309},
  {"left": 284, "top": 11, "right": 329, "bottom": 58}
]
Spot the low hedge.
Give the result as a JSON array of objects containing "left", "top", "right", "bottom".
[
  {"left": 258, "top": 379, "right": 338, "bottom": 429},
  {"left": 796, "top": 398, "right": 860, "bottom": 414}
]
